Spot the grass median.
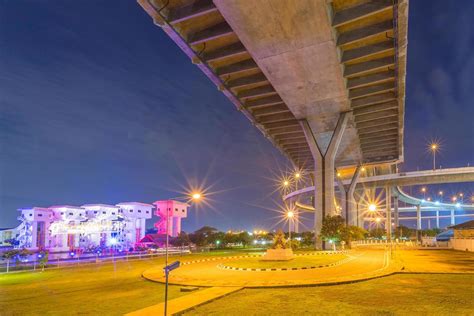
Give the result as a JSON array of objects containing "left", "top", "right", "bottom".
[
  {"left": 0, "top": 250, "right": 255, "bottom": 315},
  {"left": 184, "top": 273, "right": 474, "bottom": 315}
]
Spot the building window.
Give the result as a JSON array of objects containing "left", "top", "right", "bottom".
[
  {"left": 61, "top": 212, "right": 64, "bottom": 215},
  {"left": 69, "top": 213, "right": 73, "bottom": 216},
  {"left": 182, "top": 209, "right": 185, "bottom": 212},
  {"left": 29, "top": 214, "right": 32, "bottom": 216},
  {"left": 175, "top": 208, "right": 178, "bottom": 212},
  {"left": 102, "top": 211, "right": 106, "bottom": 214},
  {"left": 146, "top": 211, "right": 149, "bottom": 214},
  {"left": 138, "top": 210, "right": 141, "bottom": 213},
  {"left": 94, "top": 211, "right": 98, "bottom": 214},
  {"left": 112, "top": 212, "right": 115, "bottom": 215},
  {"left": 129, "top": 210, "right": 133, "bottom": 213},
  {"left": 38, "top": 214, "right": 43, "bottom": 217}
]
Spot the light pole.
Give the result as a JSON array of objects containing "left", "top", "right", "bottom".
[
  {"left": 421, "top": 187, "right": 426, "bottom": 199},
  {"left": 165, "top": 193, "right": 202, "bottom": 269},
  {"left": 430, "top": 143, "right": 438, "bottom": 170},
  {"left": 287, "top": 210, "right": 294, "bottom": 244}
]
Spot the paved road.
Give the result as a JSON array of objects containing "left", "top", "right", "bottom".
[{"left": 143, "top": 249, "right": 390, "bottom": 287}]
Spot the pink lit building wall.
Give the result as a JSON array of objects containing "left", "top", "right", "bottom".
[{"left": 153, "top": 200, "right": 188, "bottom": 237}]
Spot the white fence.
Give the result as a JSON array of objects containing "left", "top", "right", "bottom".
[{"left": 451, "top": 238, "right": 474, "bottom": 252}]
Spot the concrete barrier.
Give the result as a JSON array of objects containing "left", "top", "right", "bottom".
[{"left": 451, "top": 238, "right": 474, "bottom": 252}]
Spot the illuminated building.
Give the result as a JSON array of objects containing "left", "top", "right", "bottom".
[
  {"left": 13, "top": 200, "right": 187, "bottom": 251},
  {"left": 153, "top": 200, "right": 188, "bottom": 237}
]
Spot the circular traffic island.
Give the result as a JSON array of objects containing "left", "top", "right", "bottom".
[
  {"left": 220, "top": 253, "right": 348, "bottom": 271},
  {"left": 141, "top": 249, "right": 391, "bottom": 287}
]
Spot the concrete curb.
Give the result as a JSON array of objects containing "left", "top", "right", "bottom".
[
  {"left": 180, "top": 251, "right": 347, "bottom": 266},
  {"left": 217, "top": 256, "right": 353, "bottom": 272}
]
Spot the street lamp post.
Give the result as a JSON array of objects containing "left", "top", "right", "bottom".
[
  {"left": 164, "top": 193, "right": 202, "bottom": 277},
  {"left": 287, "top": 211, "right": 294, "bottom": 244},
  {"left": 430, "top": 144, "right": 438, "bottom": 170}
]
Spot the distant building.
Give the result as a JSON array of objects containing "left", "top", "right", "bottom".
[
  {"left": 153, "top": 200, "right": 188, "bottom": 237},
  {"left": 449, "top": 220, "right": 474, "bottom": 252},
  {"left": 0, "top": 227, "right": 18, "bottom": 246},
  {"left": 12, "top": 200, "right": 188, "bottom": 251},
  {"left": 450, "top": 220, "right": 474, "bottom": 238}
]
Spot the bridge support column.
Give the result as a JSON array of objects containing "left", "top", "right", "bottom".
[
  {"left": 436, "top": 210, "right": 440, "bottom": 228},
  {"left": 450, "top": 209, "right": 455, "bottom": 225},
  {"left": 336, "top": 178, "right": 346, "bottom": 218},
  {"left": 385, "top": 186, "right": 392, "bottom": 240},
  {"left": 416, "top": 204, "right": 421, "bottom": 241},
  {"left": 300, "top": 112, "right": 349, "bottom": 249},
  {"left": 345, "top": 166, "right": 361, "bottom": 226},
  {"left": 394, "top": 195, "right": 399, "bottom": 229},
  {"left": 354, "top": 189, "right": 364, "bottom": 228}
]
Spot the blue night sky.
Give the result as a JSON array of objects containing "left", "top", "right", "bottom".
[{"left": 0, "top": 1, "right": 473, "bottom": 231}]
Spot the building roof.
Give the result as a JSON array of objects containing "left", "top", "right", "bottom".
[
  {"left": 449, "top": 220, "right": 474, "bottom": 230},
  {"left": 116, "top": 202, "right": 154, "bottom": 207},
  {"left": 81, "top": 204, "right": 119, "bottom": 209},
  {"left": 49, "top": 205, "right": 84, "bottom": 210},
  {"left": 140, "top": 234, "right": 169, "bottom": 243},
  {"left": 153, "top": 200, "right": 189, "bottom": 207},
  {"left": 18, "top": 207, "right": 51, "bottom": 212}
]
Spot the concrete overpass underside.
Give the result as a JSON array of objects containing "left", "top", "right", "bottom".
[
  {"left": 138, "top": 0, "right": 409, "bottom": 248},
  {"left": 138, "top": 0, "right": 408, "bottom": 169}
]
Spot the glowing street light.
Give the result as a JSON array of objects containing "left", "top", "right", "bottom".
[
  {"left": 452, "top": 196, "right": 457, "bottom": 202},
  {"left": 294, "top": 172, "right": 301, "bottom": 179},
  {"left": 375, "top": 217, "right": 381, "bottom": 223},
  {"left": 192, "top": 192, "right": 202, "bottom": 200},
  {"left": 421, "top": 187, "right": 426, "bottom": 198},
  {"left": 368, "top": 204, "right": 377, "bottom": 212}
]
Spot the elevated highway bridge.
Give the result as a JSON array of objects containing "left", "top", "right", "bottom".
[{"left": 136, "top": 0, "right": 472, "bottom": 246}]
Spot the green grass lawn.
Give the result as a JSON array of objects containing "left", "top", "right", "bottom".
[
  {"left": 0, "top": 251, "right": 254, "bottom": 316},
  {"left": 184, "top": 273, "right": 474, "bottom": 315},
  {"left": 226, "top": 254, "right": 347, "bottom": 269}
]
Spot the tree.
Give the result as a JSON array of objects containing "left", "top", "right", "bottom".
[
  {"left": 208, "top": 231, "right": 225, "bottom": 247},
  {"left": 1, "top": 250, "right": 20, "bottom": 273},
  {"left": 340, "top": 226, "right": 368, "bottom": 245},
  {"left": 189, "top": 226, "right": 219, "bottom": 247},
  {"left": 320, "top": 215, "right": 345, "bottom": 242},
  {"left": 173, "top": 232, "right": 190, "bottom": 247},
  {"left": 421, "top": 228, "right": 442, "bottom": 237},
  {"left": 223, "top": 233, "right": 238, "bottom": 246},
  {"left": 301, "top": 231, "right": 315, "bottom": 247},
  {"left": 369, "top": 227, "right": 385, "bottom": 238},
  {"left": 395, "top": 225, "right": 415, "bottom": 238},
  {"left": 188, "top": 232, "right": 207, "bottom": 247},
  {"left": 37, "top": 250, "right": 49, "bottom": 271},
  {"left": 237, "top": 232, "right": 251, "bottom": 247}
]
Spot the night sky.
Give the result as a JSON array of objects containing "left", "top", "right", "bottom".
[{"left": 1, "top": 1, "right": 473, "bottom": 232}]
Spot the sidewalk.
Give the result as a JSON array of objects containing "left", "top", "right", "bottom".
[{"left": 125, "top": 286, "right": 243, "bottom": 316}]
